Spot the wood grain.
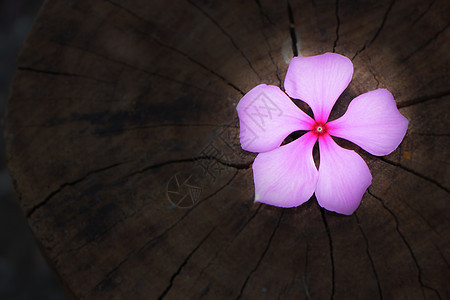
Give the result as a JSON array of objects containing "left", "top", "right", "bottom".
[{"left": 4, "top": 0, "right": 449, "bottom": 298}]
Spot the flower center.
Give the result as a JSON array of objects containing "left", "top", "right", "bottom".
[{"left": 312, "top": 122, "right": 328, "bottom": 137}]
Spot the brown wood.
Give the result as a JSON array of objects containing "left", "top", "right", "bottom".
[{"left": 4, "top": 0, "right": 449, "bottom": 298}]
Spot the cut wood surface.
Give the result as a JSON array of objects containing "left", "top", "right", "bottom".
[{"left": 4, "top": 0, "right": 449, "bottom": 298}]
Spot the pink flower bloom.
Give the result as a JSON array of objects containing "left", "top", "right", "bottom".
[{"left": 236, "top": 53, "right": 408, "bottom": 215}]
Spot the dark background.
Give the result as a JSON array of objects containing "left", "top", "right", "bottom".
[{"left": 0, "top": 0, "right": 65, "bottom": 298}]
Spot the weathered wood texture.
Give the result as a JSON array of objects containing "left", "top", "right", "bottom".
[{"left": 4, "top": 0, "right": 450, "bottom": 298}]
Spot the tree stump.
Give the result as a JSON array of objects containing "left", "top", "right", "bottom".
[{"left": 4, "top": 0, "right": 449, "bottom": 298}]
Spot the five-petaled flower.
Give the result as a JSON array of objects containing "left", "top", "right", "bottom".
[{"left": 236, "top": 53, "right": 408, "bottom": 215}]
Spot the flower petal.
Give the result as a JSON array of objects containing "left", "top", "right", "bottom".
[
  {"left": 252, "top": 131, "right": 318, "bottom": 208},
  {"left": 284, "top": 53, "right": 353, "bottom": 123},
  {"left": 327, "top": 89, "right": 408, "bottom": 156},
  {"left": 316, "top": 134, "right": 372, "bottom": 215},
  {"left": 237, "top": 84, "right": 314, "bottom": 152}
]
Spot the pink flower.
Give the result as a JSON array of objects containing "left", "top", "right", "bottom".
[{"left": 236, "top": 53, "right": 408, "bottom": 215}]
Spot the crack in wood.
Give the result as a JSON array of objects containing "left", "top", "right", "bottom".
[
  {"left": 268, "top": 50, "right": 283, "bottom": 89},
  {"left": 227, "top": 204, "right": 263, "bottom": 245},
  {"left": 29, "top": 154, "right": 247, "bottom": 220},
  {"left": 185, "top": 0, "right": 262, "bottom": 80},
  {"left": 122, "top": 156, "right": 250, "bottom": 182},
  {"left": 92, "top": 170, "right": 240, "bottom": 292},
  {"left": 254, "top": 0, "right": 275, "bottom": 26},
  {"left": 152, "top": 37, "right": 245, "bottom": 95},
  {"left": 200, "top": 169, "right": 240, "bottom": 200},
  {"left": 253, "top": 0, "right": 282, "bottom": 88},
  {"left": 94, "top": 257, "right": 127, "bottom": 293},
  {"left": 273, "top": 234, "right": 310, "bottom": 300},
  {"left": 368, "top": 0, "right": 396, "bottom": 47},
  {"left": 115, "top": 168, "right": 240, "bottom": 254},
  {"left": 376, "top": 156, "right": 449, "bottom": 193},
  {"left": 351, "top": 41, "right": 367, "bottom": 61},
  {"left": 352, "top": 0, "right": 396, "bottom": 60},
  {"left": 397, "top": 198, "right": 439, "bottom": 236},
  {"left": 157, "top": 225, "right": 218, "bottom": 299},
  {"left": 26, "top": 161, "right": 131, "bottom": 218},
  {"left": 433, "top": 243, "right": 450, "bottom": 268},
  {"left": 320, "top": 208, "right": 335, "bottom": 300},
  {"left": 302, "top": 240, "right": 311, "bottom": 299},
  {"left": 412, "top": 0, "right": 436, "bottom": 26},
  {"left": 103, "top": 0, "right": 149, "bottom": 24},
  {"left": 109, "top": 165, "right": 242, "bottom": 254},
  {"left": 276, "top": 281, "right": 290, "bottom": 300},
  {"left": 403, "top": 23, "right": 450, "bottom": 61},
  {"left": 412, "top": 132, "right": 450, "bottom": 137},
  {"left": 367, "top": 57, "right": 380, "bottom": 88},
  {"left": 354, "top": 213, "right": 382, "bottom": 299},
  {"left": 286, "top": 0, "right": 298, "bottom": 57},
  {"left": 275, "top": 236, "right": 310, "bottom": 300},
  {"left": 103, "top": 0, "right": 246, "bottom": 94},
  {"left": 368, "top": 68, "right": 380, "bottom": 88},
  {"left": 17, "top": 66, "right": 112, "bottom": 84},
  {"left": 332, "top": 0, "right": 340, "bottom": 53},
  {"left": 95, "top": 122, "right": 238, "bottom": 135},
  {"left": 368, "top": 190, "right": 442, "bottom": 299},
  {"left": 397, "top": 90, "right": 450, "bottom": 108},
  {"left": 54, "top": 40, "right": 221, "bottom": 95},
  {"left": 149, "top": 170, "right": 239, "bottom": 247},
  {"left": 196, "top": 203, "right": 262, "bottom": 281},
  {"left": 235, "top": 210, "right": 284, "bottom": 299},
  {"left": 54, "top": 200, "right": 150, "bottom": 259},
  {"left": 141, "top": 170, "right": 239, "bottom": 250},
  {"left": 193, "top": 156, "right": 252, "bottom": 171},
  {"left": 276, "top": 276, "right": 290, "bottom": 299}
]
